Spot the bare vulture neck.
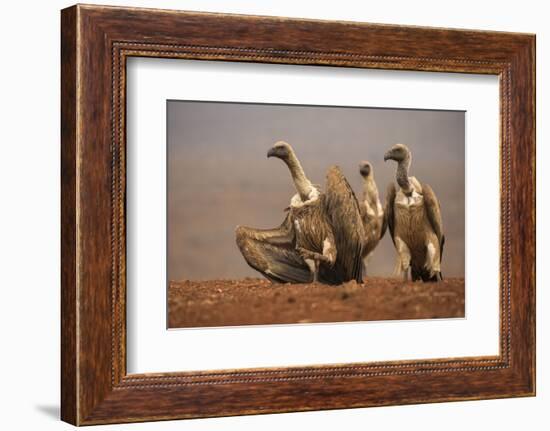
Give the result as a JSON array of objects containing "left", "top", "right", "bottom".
[
  {"left": 396, "top": 155, "right": 413, "bottom": 195},
  {"left": 284, "top": 151, "right": 314, "bottom": 201},
  {"left": 363, "top": 175, "right": 380, "bottom": 207}
]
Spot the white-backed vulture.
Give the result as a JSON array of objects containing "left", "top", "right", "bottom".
[
  {"left": 236, "top": 141, "right": 365, "bottom": 284},
  {"left": 383, "top": 144, "right": 445, "bottom": 282},
  {"left": 358, "top": 161, "right": 386, "bottom": 272}
]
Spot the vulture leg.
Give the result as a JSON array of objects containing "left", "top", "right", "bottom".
[
  {"left": 312, "top": 260, "right": 320, "bottom": 283},
  {"left": 289, "top": 204, "right": 338, "bottom": 283},
  {"left": 411, "top": 238, "right": 442, "bottom": 283},
  {"left": 424, "top": 240, "right": 441, "bottom": 280},
  {"left": 394, "top": 236, "right": 411, "bottom": 281},
  {"left": 297, "top": 246, "right": 334, "bottom": 283}
]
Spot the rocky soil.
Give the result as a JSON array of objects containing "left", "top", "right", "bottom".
[{"left": 168, "top": 277, "right": 465, "bottom": 328}]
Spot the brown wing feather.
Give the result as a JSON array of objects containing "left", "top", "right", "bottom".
[
  {"left": 323, "top": 166, "right": 365, "bottom": 283},
  {"left": 235, "top": 214, "right": 311, "bottom": 283},
  {"left": 380, "top": 210, "right": 388, "bottom": 240},
  {"left": 422, "top": 183, "right": 445, "bottom": 260},
  {"left": 385, "top": 182, "right": 397, "bottom": 246}
]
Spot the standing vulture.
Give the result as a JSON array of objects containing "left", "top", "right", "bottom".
[
  {"left": 235, "top": 141, "right": 364, "bottom": 284},
  {"left": 383, "top": 144, "right": 445, "bottom": 282},
  {"left": 358, "top": 161, "right": 386, "bottom": 273}
]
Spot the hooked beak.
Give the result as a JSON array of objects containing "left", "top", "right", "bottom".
[
  {"left": 383, "top": 151, "right": 392, "bottom": 162},
  {"left": 267, "top": 147, "right": 277, "bottom": 158}
]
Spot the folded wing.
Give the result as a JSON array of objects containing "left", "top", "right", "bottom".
[
  {"left": 422, "top": 183, "right": 445, "bottom": 261},
  {"left": 384, "top": 182, "right": 397, "bottom": 246},
  {"left": 322, "top": 165, "right": 365, "bottom": 283}
]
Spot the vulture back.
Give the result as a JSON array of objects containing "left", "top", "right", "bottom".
[{"left": 322, "top": 166, "right": 365, "bottom": 283}]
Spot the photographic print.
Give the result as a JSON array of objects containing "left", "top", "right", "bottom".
[
  {"left": 167, "top": 101, "right": 465, "bottom": 328},
  {"left": 60, "top": 7, "right": 536, "bottom": 423}
]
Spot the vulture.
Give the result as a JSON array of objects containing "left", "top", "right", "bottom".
[
  {"left": 383, "top": 144, "right": 445, "bottom": 282},
  {"left": 235, "top": 141, "right": 365, "bottom": 284},
  {"left": 358, "top": 161, "right": 386, "bottom": 272}
]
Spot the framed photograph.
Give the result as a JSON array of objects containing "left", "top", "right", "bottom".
[
  {"left": 61, "top": 4, "right": 535, "bottom": 425},
  {"left": 164, "top": 100, "right": 466, "bottom": 329}
]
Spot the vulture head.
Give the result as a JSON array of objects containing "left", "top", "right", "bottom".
[
  {"left": 359, "top": 161, "right": 372, "bottom": 178},
  {"left": 267, "top": 141, "right": 293, "bottom": 161},
  {"left": 384, "top": 143, "right": 411, "bottom": 163}
]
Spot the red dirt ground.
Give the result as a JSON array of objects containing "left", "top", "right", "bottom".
[{"left": 168, "top": 277, "right": 465, "bottom": 328}]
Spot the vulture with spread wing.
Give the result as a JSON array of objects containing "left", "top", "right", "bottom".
[
  {"left": 383, "top": 144, "right": 445, "bottom": 282},
  {"left": 236, "top": 141, "right": 364, "bottom": 284}
]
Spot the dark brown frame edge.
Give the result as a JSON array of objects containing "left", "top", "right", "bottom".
[{"left": 61, "top": 4, "right": 535, "bottom": 426}]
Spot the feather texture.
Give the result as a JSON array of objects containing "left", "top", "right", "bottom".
[
  {"left": 236, "top": 214, "right": 312, "bottom": 284},
  {"left": 358, "top": 163, "right": 385, "bottom": 265},
  {"left": 384, "top": 144, "right": 444, "bottom": 282},
  {"left": 385, "top": 182, "right": 397, "bottom": 246},
  {"left": 236, "top": 165, "right": 365, "bottom": 285},
  {"left": 323, "top": 166, "right": 365, "bottom": 283},
  {"left": 422, "top": 183, "right": 445, "bottom": 262}
]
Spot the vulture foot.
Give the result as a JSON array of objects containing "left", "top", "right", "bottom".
[
  {"left": 297, "top": 247, "right": 332, "bottom": 283},
  {"left": 297, "top": 247, "right": 332, "bottom": 264}
]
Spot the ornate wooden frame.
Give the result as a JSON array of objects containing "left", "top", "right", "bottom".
[{"left": 61, "top": 4, "right": 535, "bottom": 425}]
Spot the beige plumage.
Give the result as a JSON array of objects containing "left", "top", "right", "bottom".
[
  {"left": 236, "top": 141, "right": 364, "bottom": 284},
  {"left": 358, "top": 161, "right": 386, "bottom": 274},
  {"left": 384, "top": 144, "right": 444, "bottom": 282}
]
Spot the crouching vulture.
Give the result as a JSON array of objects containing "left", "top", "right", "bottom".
[
  {"left": 383, "top": 143, "right": 445, "bottom": 282},
  {"left": 236, "top": 141, "right": 365, "bottom": 285}
]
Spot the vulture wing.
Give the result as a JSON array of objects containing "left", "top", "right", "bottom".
[
  {"left": 322, "top": 166, "right": 365, "bottom": 283},
  {"left": 380, "top": 209, "right": 388, "bottom": 240},
  {"left": 236, "top": 214, "right": 312, "bottom": 283},
  {"left": 422, "top": 183, "right": 445, "bottom": 261},
  {"left": 385, "top": 182, "right": 397, "bottom": 246}
]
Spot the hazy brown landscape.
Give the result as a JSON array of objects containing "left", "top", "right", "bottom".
[{"left": 167, "top": 101, "right": 465, "bottom": 328}]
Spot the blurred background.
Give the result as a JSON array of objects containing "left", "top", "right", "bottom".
[{"left": 167, "top": 101, "right": 465, "bottom": 280}]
